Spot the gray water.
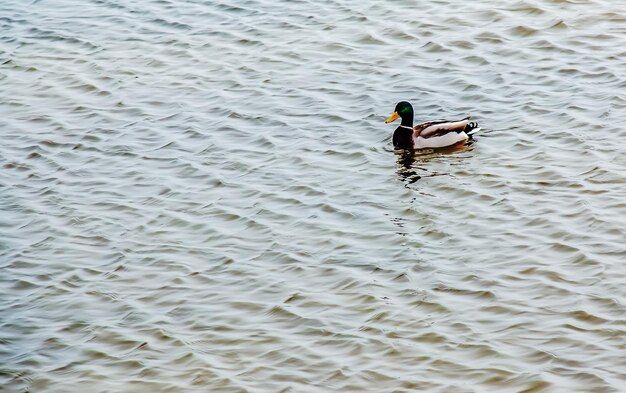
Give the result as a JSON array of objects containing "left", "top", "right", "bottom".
[{"left": 1, "top": 0, "right": 626, "bottom": 392}]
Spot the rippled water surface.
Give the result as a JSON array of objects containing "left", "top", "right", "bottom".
[{"left": 2, "top": 0, "right": 626, "bottom": 391}]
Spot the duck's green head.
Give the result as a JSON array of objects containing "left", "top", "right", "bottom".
[{"left": 385, "top": 101, "right": 414, "bottom": 124}]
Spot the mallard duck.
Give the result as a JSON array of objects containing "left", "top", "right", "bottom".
[{"left": 385, "top": 101, "right": 480, "bottom": 150}]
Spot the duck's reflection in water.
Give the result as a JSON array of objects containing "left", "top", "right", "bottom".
[
  {"left": 395, "top": 150, "right": 425, "bottom": 185},
  {"left": 394, "top": 141, "right": 473, "bottom": 186},
  {"left": 391, "top": 143, "right": 474, "bottom": 237}
]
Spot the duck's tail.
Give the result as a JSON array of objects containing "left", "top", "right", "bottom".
[{"left": 464, "top": 121, "right": 481, "bottom": 136}]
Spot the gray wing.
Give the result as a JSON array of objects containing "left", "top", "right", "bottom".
[{"left": 414, "top": 117, "right": 470, "bottom": 138}]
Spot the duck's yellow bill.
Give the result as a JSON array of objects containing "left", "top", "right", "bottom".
[{"left": 385, "top": 112, "right": 399, "bottom": 123}]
